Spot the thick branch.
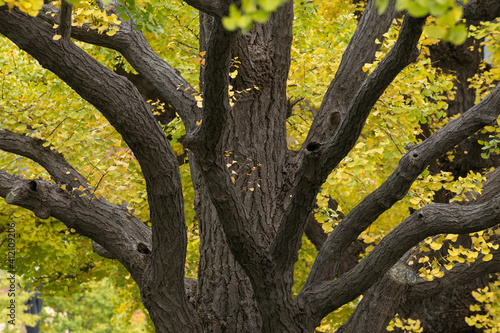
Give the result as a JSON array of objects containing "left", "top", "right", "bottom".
[
  {"left": 271, "top": 14, "right": 425, "bottom": 276},
  {"left": 304, "top": 83, "right": 500, "bottom": 288},
  {"left": 300, "top": 192, "right": 500, "bottom": 321},
  {"left": 461, "top": 0, "right": 500, "bottom": 21},
  {"left": 39, "top": 4, "right": 200, "bottom": 131},
  {"left": 183, "top": 0, "right": 227, "bottom": 18},
  {"left": 0, "top": 10, "right": 191, "bottom": 308},
  {"left": 184, "top": 20, "right": 270, "bottom": 282},
  {"left": 0, "top": 130, "right": 90, "bottom": 193},
  {"left": 0, "top": 170, "right": 150, "bottom": 283},
  {"left": 304, "top": 0, "right": 396, "bottom": 145}
]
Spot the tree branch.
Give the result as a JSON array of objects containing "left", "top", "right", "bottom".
[
  {"left": 0, "top": 129, "right": 90, "bottom": 194},
  {"left": 0, "top": 128, "right": 155, "bottom": 255},
  {"left": 184, "top": 19, "right": 271, "bottom": 281},
  {"left": 0, "top": 170, "right": 150, "bottom": 284},
  {"left": 304, "top": 82, "right": 500, "bottom": 289},
  {"left": 183, "top": 0, "right": 227, "bottom": 18},
  {"left": 271, "top": 14, "right": 425, "bottom": 277},
  {"left": 39, "top": 3, "right": 200, "bottom": 131},
  {"left": 334, "top": 166, "right": 500, "bottom": 332},
  {"left": 0, "top": 10, "right": 194, "bottom": 317},
  {"left": 304, "top": 0, "right": 396, "bottom": 145},
  {"left": 300, "top": 192, "right": 500, "bottom": 321}
]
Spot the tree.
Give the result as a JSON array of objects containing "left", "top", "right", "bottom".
[{"left": 0, "top": 0, "right": 500, "bottom": 332}]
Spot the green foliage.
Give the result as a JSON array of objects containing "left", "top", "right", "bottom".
[
  {"left": 40, "top": 279, "right": 149, "bottom": 332},
  {"left": 222, "top": 0, "right": 290, "bottom": 33},
  {"left": 479, "top": 135, "right": 500, "bottom": 159}
]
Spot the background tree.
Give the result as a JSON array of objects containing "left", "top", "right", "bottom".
[{"left": 1, "top": 0, "right": 500, "bottom": 332}]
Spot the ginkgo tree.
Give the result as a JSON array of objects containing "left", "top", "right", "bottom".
[{"left": 1, "top": 0, "right": 500, "bottom": 332}]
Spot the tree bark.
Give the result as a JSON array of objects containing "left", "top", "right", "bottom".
[{"left": 1, "top": 1, "right": 500, "bottom": 332}]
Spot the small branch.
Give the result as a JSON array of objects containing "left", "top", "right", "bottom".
[{"left": 59, "top": 0, "right": 72, "bottom": 40}]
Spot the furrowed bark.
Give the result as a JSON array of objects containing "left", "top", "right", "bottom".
[
  {"left": 59, "top": 0, "right": 72, "bottom": 40},
  {"left": 462, "top": 0, "right": 500, "bottom": 21},
  {"left": 190, "top": 3, "right": 299, "bottom": 331},
  {"left": 301, "top": 192, "right": 500, "bottom": 322},
  {"left": 39, "top": 3, "right": 200, "bottom": 131},
  {"left": 0, "top": 170, "right": 150, "bottom": 283},
  {"left": 335, "top": 167, "right": 500, "bottom": 332},
  {"left": 271, "top": 14, "right": 425, "bottom": 279},
  {"left": 0, "top": 10, "right": 200, "bottom": 331},
  {"left": 303, "top": 83, "right": 500, "bottom": 292}
]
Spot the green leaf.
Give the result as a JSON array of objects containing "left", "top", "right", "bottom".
[
  {"left": 405, "top": 1, "right": 428, "bottom": 17},
  {"left": 446, "top": 24, "right": 467, "bottom": 45},
  {"left": 257, "top": 0, "right": 283, "bottom": 11},
  {"left": 375, "top": 0, "right": 389, "bottom": 14},
  {"left": 242, "top": 0, "right": 257, "bottom": 13},
  {"left": 251, "top": 10, "right": 271, "bottom": 23},
  {"left": 423, "top": 25, "right": 447, "bottom": 39},
  {"left": 428, "top": 1, "right": 448, "bottom": 16}
]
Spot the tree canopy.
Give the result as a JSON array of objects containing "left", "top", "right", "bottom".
[{"left": 1, "top": 0, "right": 500, "bottom": 332}]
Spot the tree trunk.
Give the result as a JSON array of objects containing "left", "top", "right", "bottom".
[{"left": 191, "top": 6, "right": 295, "bottom": 331}]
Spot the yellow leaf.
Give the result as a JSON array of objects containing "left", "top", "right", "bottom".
[
  {"left": 409, "top": 197, "right": 420, "bottom": 205},
  {"left": 53, "top": 34, "right": 62, "bottom": 40},
  {"left": 483, "top": 253, "right": 493, "bottom": 261},
  {"left": 363, "top": 235, "right": 376, "bottom": 243},
  {"left": 430, "top": 242, "right": 442, "bottom": 250}
]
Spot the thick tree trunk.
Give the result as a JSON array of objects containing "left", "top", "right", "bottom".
[{"left": 191, "top": 5, "right": 295, "bottom": 331}]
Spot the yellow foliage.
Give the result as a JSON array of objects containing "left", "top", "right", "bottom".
[{"left": 4, "top": 0, "right": 43, "bottom": 16}]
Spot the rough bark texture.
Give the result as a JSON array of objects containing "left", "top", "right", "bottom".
[
  {"left": 390, "top": 29, "right": 500, "bottom": 332},
  {"left": 1, "top": 1, "right": 500, "bottom": 332}
]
